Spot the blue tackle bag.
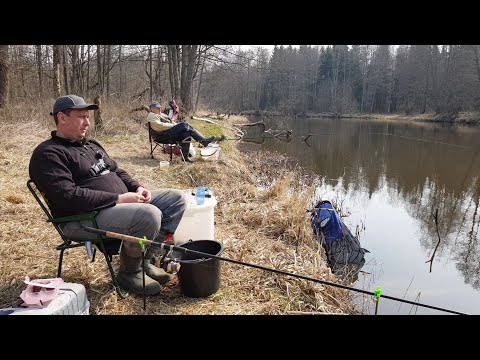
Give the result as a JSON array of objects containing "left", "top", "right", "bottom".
[{"left": 311, "top": 200, "right": 343, "bottom": 245}]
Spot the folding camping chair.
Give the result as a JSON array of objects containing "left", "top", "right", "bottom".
[
  {"left": 27, "top": 179, "right": 127, "bottom": 299},
  {"left": 148, "top": 122, "right": 192, "bottom": 162}
]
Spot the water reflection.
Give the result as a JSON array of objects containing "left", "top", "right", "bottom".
[{"left": 250, "top": 115, "right": 480, "bottom": 314}]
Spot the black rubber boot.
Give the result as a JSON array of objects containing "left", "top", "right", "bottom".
[
  {"left": 180, "top": 143, "right": 193, "bottom": 162},
  {"left": 190, "top": 128, "right": 215, "bottom": 147}
]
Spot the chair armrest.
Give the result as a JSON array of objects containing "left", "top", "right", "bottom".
[{"left": 48, "top": 211, "right": 99, "bottom": 223}]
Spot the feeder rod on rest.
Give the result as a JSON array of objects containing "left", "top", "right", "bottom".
[{"left": 82, "top": 227, "right": 467, "bottom": 315}]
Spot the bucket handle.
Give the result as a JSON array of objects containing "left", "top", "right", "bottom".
[{"left": 180, "top": 239, "right": 215, "bottom": 262}]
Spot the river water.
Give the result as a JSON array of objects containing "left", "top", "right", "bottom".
[{"left": 247, "top": 115, "right": 480, "bottom": 315}]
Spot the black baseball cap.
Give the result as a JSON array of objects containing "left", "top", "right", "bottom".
[{"left": 50, "top": 95, "right": 98, "bottom": 116}]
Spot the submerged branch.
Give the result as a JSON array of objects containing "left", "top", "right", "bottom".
[{"left": 425, "top": 208, "right": 442, "bottom": 273}]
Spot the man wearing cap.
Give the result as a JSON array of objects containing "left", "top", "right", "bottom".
[
  {"left": 146, "top": 101, "right": 224, "bottom": 162},
  {"left": 29, "top": 95, "right": 187, "bottom": 296}
]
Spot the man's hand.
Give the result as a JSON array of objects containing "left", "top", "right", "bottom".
[
  {"left": 136, "top": 186, "right": 152, "bottom": 203},
  {"left": 117, "top": 190, "right": 149, "bottom": 204}
]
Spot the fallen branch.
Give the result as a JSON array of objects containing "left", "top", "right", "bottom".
[{"left": 192, "top": 116, "right": 215, "bottom": 124}]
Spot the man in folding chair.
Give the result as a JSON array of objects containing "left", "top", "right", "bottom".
[
  {"left": 146, "top": 101, "right": 224, "bottom": 162},
  {"left": 29, "top": 95, "right": 187, "bottom": 296}
]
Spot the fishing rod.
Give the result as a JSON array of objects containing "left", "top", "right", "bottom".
[{"left": 83, "top": 227, "right": 467, "bottom": 315}]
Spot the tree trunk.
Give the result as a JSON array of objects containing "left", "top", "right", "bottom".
[
  {"left": 194, "top": 52, "right": 206, "bottom": 113},
  {"left": 181, "top": 45, "right": 198, "bottom": 111},
  {"left": 106, "top": 45, "right": 111, "bottom": 100},
  {"left": 167, "top": 45, "right": 180, "bottom": 99},
  {"left": 86, "top": 45, "right": 91, "bottom": 98},
  {"left": 0, "top": 45, "right": 9, "bottom": 108},
  {"left": 70, "top": 45, "right": 78, "bottom": 94},
  {"left": 119, "top": 45, "right": 123, "bottom": 95},
  {"left": 53, "top": 45, "right": 62, "bottom": 98},
  {"left": 149, "top": 45, "right": 153, "bottom": 101},
  {"left": 93, "top": 95, "right": 103, "bottom": 131},
  {"left": 35, "top": 45, "right": 43, "bottom": 99},
  {"left": 96, "top": 45, "right": 103, "bottom": 95},
  {"left": 62, "top": 45, "right": 69, "bottom": 94}
]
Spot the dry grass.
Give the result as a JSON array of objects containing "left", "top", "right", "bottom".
[{"left": 0, "top": 102, "right": 354, "bottom": 315}]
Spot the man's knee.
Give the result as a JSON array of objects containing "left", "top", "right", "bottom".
[
  {"left": 172, "top": 189, "right": 187, "bottom": 207},
  {"left": 130, "top": 204, "right": 163, "bottom": 239},
  {"left": 176, "top": 122, "right": 190, "bottom": 131}
]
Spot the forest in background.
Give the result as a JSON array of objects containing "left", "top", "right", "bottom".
[{"left": 0, "top": 45, "right": 479, "bottom": 117}]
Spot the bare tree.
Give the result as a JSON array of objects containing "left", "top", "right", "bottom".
[
  {"left": 52, "top": 45, "right": 62, "bottom": 98},
  {"left": 86, "top": 45, "right": 91, "bottom": 98},
  {"left": 167, "top": 45, "right": 180, "bottom": 100},
  {"left": 35, "top": 45, "right": 43, "bottom": 99},
  {"left": 96, "top": 45, "right": 103, "bottom": 95},
  {"left": 93, "top": 94, "right": 103, "bottom": 131},
  {"left": 105, "top": 45, "right": 111, "bottom": 99},
  {"left": 118, "top": 45, "right": 123, "bottom": 95},
  {"left": 69, "top": 45, "right": 78, "bottom": 94},
  {"left": 62, "top": 45, "right": 69, "bottom": 94},
  {"left": 149, "top": 45, "right": 153, "bottom": 101},
  {"left": 0, "top": 45, "right": 8, "bottom": 108}
]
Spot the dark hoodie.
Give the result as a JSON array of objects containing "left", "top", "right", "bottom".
[{"left": 29, "top": 131, "right": 141, "bottom": 218}]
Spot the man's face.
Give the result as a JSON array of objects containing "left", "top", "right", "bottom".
[{"left": 57, "top": 109, "right": 91, "bottom": 140}]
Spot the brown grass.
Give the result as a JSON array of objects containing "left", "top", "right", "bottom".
[{"left": 0, "top": 102, "right": 354, "bottom": 315}]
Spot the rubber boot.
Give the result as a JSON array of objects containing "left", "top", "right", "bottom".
[
  {"left": 116, "top": 246, "right": 161, "bottom": 296},
  {"left": 190, "top": 128, "right": 215, "bottom": 147},
  {"left": 143, "top": 244, "right": 174, "bottom": 284},
  {"left": 180, "top": 143, "right": 193, "bottom": 163}
]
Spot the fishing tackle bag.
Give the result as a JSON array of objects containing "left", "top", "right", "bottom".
[{"left": 311, "top": 200, "right": 369, "bottom": 268}]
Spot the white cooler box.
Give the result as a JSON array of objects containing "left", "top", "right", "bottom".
[
  {"left": 0, "top": 282, "right": 90, "bottom": 315},
  {"left": 174, "top": 190, "right": 217, "bottom": 245}
]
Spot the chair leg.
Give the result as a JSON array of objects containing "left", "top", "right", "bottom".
[
  {"left": 178, "top": 143, "right": 187, "bottom": 162},
  {"left": 97, "top": 241, "right": 128, "bottom": 299},
  {"left": 150, "top": 143, "right": 156, "bottom": 159},
  {"left": 57, "top": 249, "right": 65, "bottom": 277},
  {"left": 91, "top": 248, "right": 96, "bottom": 263}
]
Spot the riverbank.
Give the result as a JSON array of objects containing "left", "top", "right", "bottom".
[
  {"left": 238, "top": 110, "right": 480, "bottom": 125},
  {"left": 0, "top": 109, "right": 354, "bottom": 314}
]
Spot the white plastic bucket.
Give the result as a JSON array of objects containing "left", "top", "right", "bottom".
[
  {"left": 159, "top": 160, "right": 169, "bottom": 169},
  {"left": 200, "top": 144, "right": 220, "bottom": 161},
  {"left": 174, "top": 190, "right": 217, "bottom": 245}
]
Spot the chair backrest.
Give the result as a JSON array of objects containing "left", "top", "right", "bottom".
[
  {"left": 27, "top": 179, "right": 126, "bottom": 298},
  {"left": 27, "top": 179, "right": 121, "bottom": 255},
  {"left": 27, "top": 179, "right": 70, "bottom": 243},
  {"left": 148, "top": 122, "right": 174, "bottom": 144}
]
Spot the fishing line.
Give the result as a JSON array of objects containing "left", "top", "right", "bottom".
[{"left": 294, "top": 132, "right": 479, "bottom": 149}]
